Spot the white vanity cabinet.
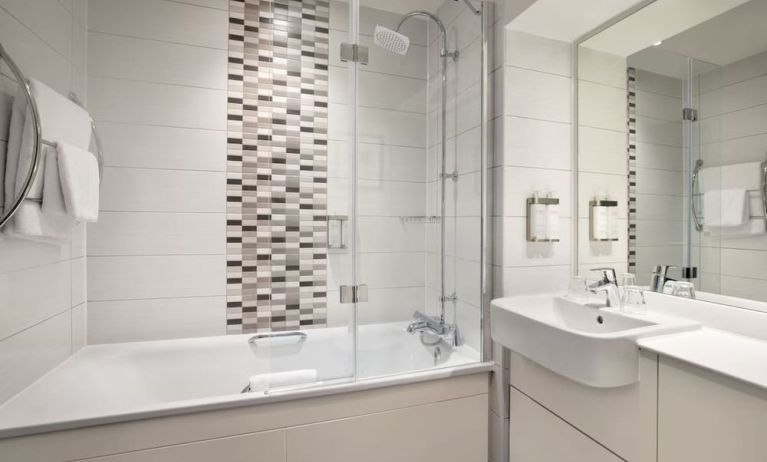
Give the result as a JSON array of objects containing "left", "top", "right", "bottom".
[
  {"left": 508, "top": 351, "right": 658, "bottom": 462},
  {"left": 657, "top": 357, "right": 767, "bottom": 462}
]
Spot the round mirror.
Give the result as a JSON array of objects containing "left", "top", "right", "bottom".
[{"left": 0, "top": 44, "right": 42, "bottom": 230}]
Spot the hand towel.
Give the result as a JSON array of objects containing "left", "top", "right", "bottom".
[
  {"left": 248, "top": 369, "right": 318, "bottom": 393},
  {"left": 703, "top": 189, "right": 748, "bottom": 229},
  {"left": 41, "top": 146, "right": 67, "bottom": 217},
  {"left": 3, "top": 199, "right": 74, "bottom": 242},
  {"left": 50, "top": 141, "right": 100, "bottom": 222}
]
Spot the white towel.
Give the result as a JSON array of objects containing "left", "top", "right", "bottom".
[
  {"left": 703, "top": 189, "right": 748, "bottom": 229},
  {"left": 41, "top": 146, "right": 67, "bottom": 217},
  {"left": 248, "top": 369, "right": 318, "bottom": 392},
  {"left": 45, "top": 141, "right": 99, "bottom": 222},
  {"left": 3, "top": 199, "right": 74, "bottom": 242}
]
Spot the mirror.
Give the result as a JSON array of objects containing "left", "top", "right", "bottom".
[
  {"left": 0, "top": 48, "right": 41, "bottom": 230},
  {"left": 576, "top": 0, "right": 767, "bottom": 308}
]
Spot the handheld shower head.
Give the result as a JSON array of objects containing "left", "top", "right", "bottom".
[{"left": 373, "top": 25, "right": 410, "bottom": 55}]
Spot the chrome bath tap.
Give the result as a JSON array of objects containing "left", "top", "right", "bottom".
[
  {"left": 588, "top": 267, "right": 621, "bottom": 309},
  {"left": 405, "top": 311, "right": 463, "bottom": 347}
]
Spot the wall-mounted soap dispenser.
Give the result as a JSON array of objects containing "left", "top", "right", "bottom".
[
  {"left": 589, "top": 198, "right": 619, "bottom": 241},
  {"left": 527, "top": 192, "right": 560, "bottom": 242}
]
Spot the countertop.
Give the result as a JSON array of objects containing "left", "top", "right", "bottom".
[{"left": 638, "top": 327, "right": 767, "bottom": 391}]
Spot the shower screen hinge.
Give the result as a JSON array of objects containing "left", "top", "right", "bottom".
[
  {"left": 339, "top": 284, "right": 369, "bottom": 304},
  {"left": 682, "top": 108, "right": 698, "bottom": 121},
  {"left": 340, "top": 43, "right": 369, "bottom": 65}
]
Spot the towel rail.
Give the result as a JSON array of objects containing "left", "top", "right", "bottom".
[
  {"left": 0, "top": 41, "right": 104, "bottom": 225},
  {"left": 0, "top": 43, "right": 43, "bottom": 230},
  {"left": 691, "top": 159, "right": 767, "bottom": 231}
]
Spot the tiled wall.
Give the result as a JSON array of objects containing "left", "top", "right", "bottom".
[
  {"left": 0, "top": 0, "right": 88, "bottom": 404},
  {"left": 694, "top": 50, "right": 767, "bottom": 302},
  {"left": 86, "top": 0, "right": 228, "bottom": 343},
  {"left": 577, "top": 47, "right": 629, "bottom": 276},
  {"left": 492, "top": 30, "right": 573, "bottom": 298},
  {"left": 225, "top": 0, "right": 330, "bottom": 333},
  {"left": 631, "top": 68, "right": 685, "bottom": 285}
]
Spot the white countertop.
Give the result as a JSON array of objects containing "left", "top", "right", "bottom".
[{"left": 638, "top": 328, "right": 767, "bottom": 391}]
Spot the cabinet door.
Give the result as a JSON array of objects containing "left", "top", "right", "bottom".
[
  {"left": 510, "top": 387, "right": 623, "bottom": 462},
  {"left": 658, "top": 357, "right": 767, "bottom": 462},
  {"left": 286, "top": 394, "right": 488, "bottom": 462},
  {"left": 80, "top": 430, "right": 286, "bottom": 462}
]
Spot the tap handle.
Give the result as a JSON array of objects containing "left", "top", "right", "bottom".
[
  {"left": 652, "top": 265, "right": 677, "bottom": 277},
  {"left": 590, "top": 267, "right": 617, "bottom": 284}
]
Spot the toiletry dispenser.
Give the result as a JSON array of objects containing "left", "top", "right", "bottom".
[
  {"left": 589, "top": 198, "right": 619, "bottom": 241},
  {"left": 527, "top": 192, "right": 560, "bottom": 242}
]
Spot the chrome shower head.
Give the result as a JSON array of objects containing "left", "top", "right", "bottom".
[{"left": 373, "top": 25, "right": 410, "bottom": 55}]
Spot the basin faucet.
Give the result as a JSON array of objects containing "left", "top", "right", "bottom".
[
  {"left": 588, "top": 267, "right": 621, "bottom": 309},
  {"left": 650, "top": 265, "right": 676, "bottom": 292},
  {"left": 405, "top": 311, "right": 463, "bottom": 347}
]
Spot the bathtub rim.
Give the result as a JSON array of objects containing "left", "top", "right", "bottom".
[{"left": 0, "top": 361, "right": 493, "bottom": 440}]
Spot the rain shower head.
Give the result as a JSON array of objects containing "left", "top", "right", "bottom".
[{"left": 373, "top": 25, "right": 410, "bottom": 55}]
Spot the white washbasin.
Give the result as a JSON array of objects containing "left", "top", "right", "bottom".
[{"left": 491, "top": 295, "right": 699, "bottom": 387}]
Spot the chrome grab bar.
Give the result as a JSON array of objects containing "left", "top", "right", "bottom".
[
  {"left": 691, "top": 159, "right": 704, "bottom": 232},
  {"left": 248, "top": 331, "right": 307, "bottom": 345}
]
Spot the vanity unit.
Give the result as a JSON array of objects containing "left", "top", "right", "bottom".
[{"left": 491, "top": 293, "right": 767, "bottom": 462}]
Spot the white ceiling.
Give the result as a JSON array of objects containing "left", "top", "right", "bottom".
[
  {"left": 507, "top": 0, "right": 646, "bottom": 43},
  {"left": 658, "top": 0, "right": 767, "bottom": 66},
  {"left": 360, "top": 0, "right": 443, "bottom": 15},
  {"left": 581, "top": 0, "right": 751, "bottom": 58}
]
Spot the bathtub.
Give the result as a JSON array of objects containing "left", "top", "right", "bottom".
[{"left": 0, "top": 321, "right": 487, "bottom": 440}]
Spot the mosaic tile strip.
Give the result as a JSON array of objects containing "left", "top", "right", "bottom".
[
  {"left": 226, "top": 0, "right": 329, "bottom": 333},
  {"left": 627, "top": 67, "right": 637, "bottom": 274}
]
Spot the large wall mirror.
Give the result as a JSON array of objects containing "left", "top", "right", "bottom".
[{"left": 576, "top": 0, "right": 767, "bottom": 309}]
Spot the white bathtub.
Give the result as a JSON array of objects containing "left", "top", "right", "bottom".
[{"left": 0, "top": 321, "right": 484, "bottom": 438}]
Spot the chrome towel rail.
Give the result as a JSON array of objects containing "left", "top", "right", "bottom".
[{"left": 691, "top": 159, "right": 767, "bottom": 231}]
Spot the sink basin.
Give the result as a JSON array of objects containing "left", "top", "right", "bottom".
[{"left": 491, "top": 295, "right": 699, "bottom": 387}]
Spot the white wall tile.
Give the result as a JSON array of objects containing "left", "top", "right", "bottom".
[
  {"left": 0, "top": 260, "right": 71, "bottom": 341},
  {"left": 88, "top": 212, "right": 225, "bottom": 256},
  {"left": 579, "top": 126, "right": 627, "bottom": 175},
  {"left": 579, "top": 47, "right": 626, "bottom": 89},
  {"left": 505, "top": 67, "right": 571, "bottom": 123},
  {"left": 88, "top": 255, "right": 225, "bottom": 301},
  {"left": 98, "top": 122, "right": 226, "bottom": 172},
  {"left": 88, "top": 0, "right": 228, "bottom": 49},
  {"left": 636, "top": 90, "right": 682, "bottom": 122},
  {"left": 100, "top": 167, "right": 225, "bottom": 213},
  {"left": 502, "top": 116, "right": 571, "bottom": 170},
  {"left": 0, "top": 0, "right": 73, "bottom": 60},
  {"left": 506, "top": 31, "right": 571, "bottom": 77},
  {"left": 71, "top": 302, "right": 86, "bottom": 352},
  {"left": 88, "top": 32, "right": 227, "bottom": 89},
  {"left": 89, "top": 77, "right": 226, "bottom": 130},
  {"left": 493, "top": 265, "right": 571, "bottom": 298},
  {"left": 579, "top": 81, "right": 626, "bottom": 132},
  {"left": 493, "top": 217, "right": 571, "bottom": 268},
  {"left": 0, "top": 310, "right": 71, "bottom": 403},
  {"left": 577, "top": 218, "right": 628, "bottom": 265},
  {"left": 87, "top": 297, "right": 226, "bottom": 344}
]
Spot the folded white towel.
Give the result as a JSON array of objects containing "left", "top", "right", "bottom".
[
  {"left": 703, "top": 189, "right": 748, "bottom": 229},
  {"left": 41, "top": 146, "right": 67, "bottom": 217},
  {"left": 248, "top": 369, "right": 318, "bottom": 393},
  {"left": 3, "top": 200, "right": 74, "bottom": 243},
  {"left": 45, "top": 141, "right": 99, "bottom": 222}
]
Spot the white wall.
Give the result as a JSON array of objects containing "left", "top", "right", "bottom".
[
  {"left": 0, "top": 0, "right": 88, "bottom": 404},
  {"left": 694, "top": 50, "right": 767, "bottom": 302},
  {"left": 85, "top": 0, "right": 228, "bottom": 343}
]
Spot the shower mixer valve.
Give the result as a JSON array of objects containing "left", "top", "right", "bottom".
[{"left": 406, "top": 310, "right": 463, "bottom": 347}]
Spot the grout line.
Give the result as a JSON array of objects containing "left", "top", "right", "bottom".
[
  {"left": 87, "top": 73, "right": 226, "bottom": 92},
  {"left": 161, "top": 0, "right": 229, "bottom": 12},
  {"left": 0, "top": 4, "right": 76, "bottom": 67},
  {"left": 0, "top": 307, "right": 73, "bottom": 344},
  {"left": 86, "top": 29, "right": 227, "bottom": 52}
]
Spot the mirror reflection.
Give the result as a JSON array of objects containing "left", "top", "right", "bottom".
[{"left": 578, "top": 0, "right": 767, "bottom": 306}]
